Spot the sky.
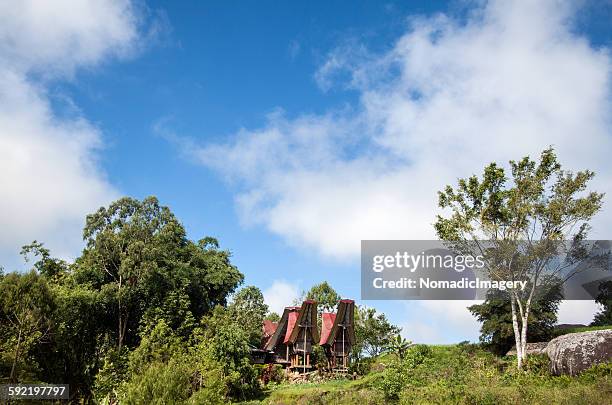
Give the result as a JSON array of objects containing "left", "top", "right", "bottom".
[{"left": 1, "top": 0, "right": 611, "bottom": 344}]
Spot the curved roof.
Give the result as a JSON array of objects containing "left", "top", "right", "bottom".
[
  {"left": 320, "top": 312, "right": 336, "bottom": 345},
  {"left": 320, "top": 299, "right": 355, "bottom": 346},
  {"left": 285, "top": 300, "right": 320, "bottom": 344}
]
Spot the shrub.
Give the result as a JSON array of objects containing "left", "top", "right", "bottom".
[{"left": 119, "top": 359, "right": 192, "bottom": 405}]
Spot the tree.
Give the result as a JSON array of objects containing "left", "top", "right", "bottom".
[
  {"left": 264, "top": 312, "right": 280, "bottom": 322},
  {"left": 469, "top": 283, "right": 563, "bottom": 355},
  {"left": 386, "top": 334, "right": 412, "bottom": 360},
  {"left": 20, "top": 241, "right": 67, "bottom": 279},
  {"left": 195, "top": 306, "right": 260, "bottom": 400},
  {"left": 0, "top": 271, "right": 54, "bottom": 382},
  {"left": 354, "top": 306, "right": 401, "bottom": 358},
  {"left": 298, "top": 281, "right": 341, "bottom": 314},
  {"left": 435, "top": 148, "right": 604, "bottom": 369},
  {"left": 229, "top": 286, "right": 269, "bottom": 346},
  {"left": 74, "top": 196, "right": 243, "bottom": 350},
  {"left": 591, "top": 280, "right": 612, "bottom": 326}
]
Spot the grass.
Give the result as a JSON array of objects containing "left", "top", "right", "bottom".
[
  {"left": 551, "top": 324, "right": 612, "bottom": 338},
  {"left": 242, "top": 343, "right": 612, "bottom": 405}
]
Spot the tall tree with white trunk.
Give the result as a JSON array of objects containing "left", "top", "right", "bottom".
[{"left": 435, "top": 148, "right": 604, "bottom": 369}]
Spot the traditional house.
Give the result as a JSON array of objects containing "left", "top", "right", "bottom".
[
  {"left": 319, "top": 299, "right": 355, "bottom": 371},
  {"left": 263, "top": 301, "right": 319, "bottom": 373},
  {"left": 250, "top": 319, "right": 281, "bottom": 364},
  {"left": 262, "top": 306, "right": 299, "bottom": 367},
  {"left": 284, "top": 300, "right": 319, "bottom": 372}
]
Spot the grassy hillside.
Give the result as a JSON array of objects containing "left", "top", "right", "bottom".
[
  {"left": 245, "top": 344, "right": 612, "bottom": 405},
  {"left": 552, "top": 325, "right": 612, "bottom": 337}
]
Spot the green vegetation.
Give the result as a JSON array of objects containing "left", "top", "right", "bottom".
[
  {"left": 0, "top": 197, "right": 261, "bottom": 403},
  {"left": 251, "top": 344, "right": 612, "bottom": 405},
  {"left": 297, "top": 281, "right": 342, "bottom": 314},
  {"left": 1, "top": 155, "right": 610, "bottom": 404},
  {"left": 469, "top": 284, "right": 563, "bottom": 355},
  {"left": 592, "top": 280, "right": 612, "bottom": 326},
  {"left": 552, "top": 324, "right": 612, "bottom": 337},
  {"left": 435, "top": 148, "right": 604, "bottom": 369}
]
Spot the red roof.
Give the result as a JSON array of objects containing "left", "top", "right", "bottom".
[
  {"left": 263, "top": 320, "right": 278, "bottom": 338},
  {"left": 284, "top": 310, "right": 299, "bottom": 343},
  {"left": 320, "top": 312, "right": 336, "bottom": 345}
]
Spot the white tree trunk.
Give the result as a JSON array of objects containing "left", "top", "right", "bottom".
[{"left": 510, "top": 294, "right": 523, "bottom": 369}]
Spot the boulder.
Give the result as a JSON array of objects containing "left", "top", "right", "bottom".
[
  {"left": 505, "top": 342, "right": 548, "bottom": 356},
  {"left": 546, "top": 329, "right": 612, "bottom": 375}
]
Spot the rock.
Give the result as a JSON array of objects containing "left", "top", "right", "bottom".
[
  {"left": 546, "top": 329, "right": 612, "bottom": 376},
  {"left": 505, "top": 342, "right": 548, "bottom": 356}
]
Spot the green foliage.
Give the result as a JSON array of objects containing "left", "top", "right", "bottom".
[
  {"left": 74, "top": 196, "right": 243, "bottom": 350},
  {"left": 119, "top": 358, "right": 193, "bottom": 405},
  {"left": 591, "top": 280, "right": 612, "bottom": 326},
  {"left": 265, "top": 312, "right": 281, "bottom": 322},
  {"left": 0, "top": 270, "right": 54, "bottom": 382},
  {"left": 229, "top": 285, "right": 269, "bottom": 346},
  {"left": 434, "top": 148, "right": 604, "bottom": 369},
  {"left": 469, "top": 284, "right": 563, "bottom": 355},
  {"left": 0, "top": 196, "right": 249, "bottom": 402},
  {"left": 299, "top": 281, "right": 341, "bottom": 313},
  {"left": 21, "top": 241, "right": 68, "bottom": 279},
  {"left": 195, "top": 306, "right": 261, "bottom": 400},
  {"left": 385, "top": 335, "right": 412, "bottom": 360},
  {"left": 128, "top": 319, "right": 184, "bottom": 375},
  {"left": 552, "top": 324, "right": 612, "bottom": 337},
  {"left": 354, "top": 306, "right": 401, "bottom": 358},
  {"left": 378, "top": 344, "right": 432, "bottom": 399},
  {"left": 94, "top": 348, "right": 130, "bottom": 402}
]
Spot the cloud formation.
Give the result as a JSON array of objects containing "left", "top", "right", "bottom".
[
  {"left": 263, "top": 279, "right": 301, "bottom": 315},
  {"left": 197, "top": 0, "right": 612, "bottom": 260},
  {"left": 194, "top": 0, "right": 612, "bottom": 336},
  {"left": 0, "top": 1, "right": 143, "bottom": 265}
]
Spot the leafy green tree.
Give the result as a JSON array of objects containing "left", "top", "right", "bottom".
[
  {"left": 229, "top": 286, "right": 268, "bottom": 346},
  {"left": 435, "top": 148, "right": 603, "bottom": 369},
  {"left": 195, "top": 306, "right": 260, "bottom": 401},
  {"left": 42, "top": 283, "right": 104, "bottom": 397},
  {"left": 74, "top": 196, "right": 243, "bottom": 350},
  {"left": 264, "top": 312, "right": 280, "bottom": 322},
  {"left": 354, "top": 306, "right": 401, "bottom": 358},
  {"left": 128, "top": 320, "right": 184, "bottom": 375},
  {"left": 0, "top": 271, "right": 54, "bottom": 382},
  {"left": 20, "top": 241, "right": 67, "bottom": 279},
  {"left": 298, "top": 281, "right": 341, "bottom": 313},
  {"left": 591, "top": 280, "right": 612, "bottom": 326},
  {"left": 386, "top": 334, "right": 413, "bottom": 360},
  {"left": 120, "top": 358, "right": 193, "bottom": 405},
  {"left": 469, "top": 283, "right": 563, "bottom": 355}
]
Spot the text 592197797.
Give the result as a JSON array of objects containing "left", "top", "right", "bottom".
[{"left": 0, "top": 384, "right": 69, "bottom": 400}]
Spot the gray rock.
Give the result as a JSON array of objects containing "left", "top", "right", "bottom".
[
  {"left": 506, "top": 342, "right": 548, "bottom": 356},
  {"left": 546, "top": 329, "right": 612, "bottom": 375}
]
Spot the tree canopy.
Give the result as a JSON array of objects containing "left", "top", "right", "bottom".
[
  {"left": 435, "top": 148, "right": 604, "bottom": 369},
  {"left": 0, "top": 196, "right": 253, "bottom": 402}
]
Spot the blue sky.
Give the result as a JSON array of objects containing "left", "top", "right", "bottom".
[{"left": 2, "top": 0, "right": 612, "bottom": 343}]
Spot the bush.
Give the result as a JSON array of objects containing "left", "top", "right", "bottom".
[
  {"left": 378, "top": 344, "right": 433, "bottom": 399},
  {"left": 119, "top": 359, "right": 192, "bottom": 405},
  {"left": 93, "top": 348, "right": 129, "bottom": 402}
]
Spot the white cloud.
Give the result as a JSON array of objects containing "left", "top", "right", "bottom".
[
  {"left": 263, "top": 280, "right": 300, "bottom": 315},
  {"left": 0, "top": 1, "right": 145, "bottom": 267},
  {"left": 0, "top": 0, "right": 139, "bottom": 77},
  {"left": 193, "top": 0, "right": 612, "bottom": 335},
  {"left": 196, "top": 0, "right": 612, "bottom": 262}
]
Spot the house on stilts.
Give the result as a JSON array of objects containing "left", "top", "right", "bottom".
[
  {"left": 319, "top": 299, "right": 355, "bottom": 371},
  {"left": 262, "top": 300, "right": 319, "bottom": 373}
]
